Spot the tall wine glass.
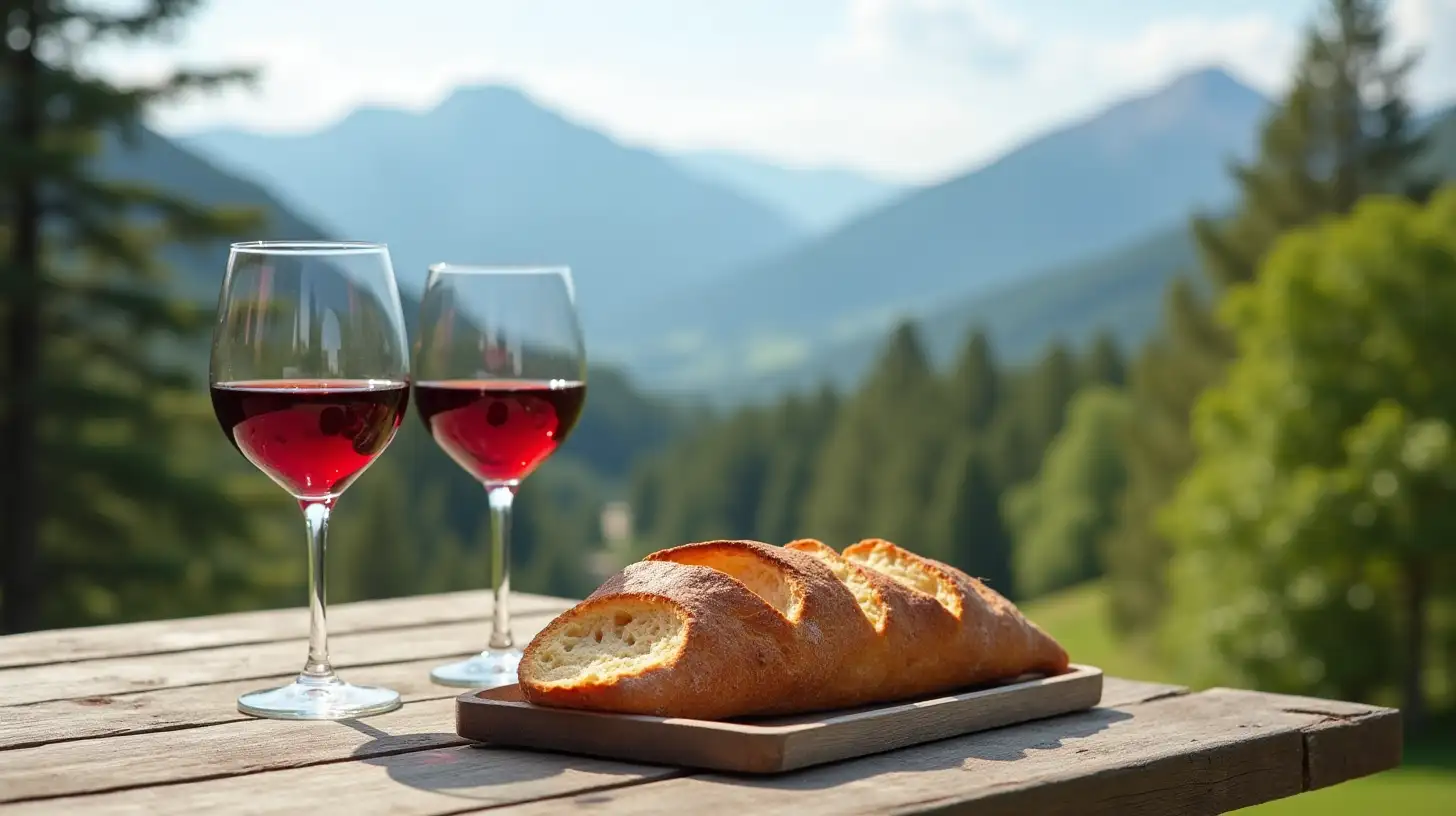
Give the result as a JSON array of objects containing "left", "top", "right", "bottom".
[
  {"left": 210, "top": 241, "right": 411, "bottom": 719},
  {"left": 415, "top": 265, "right": 587, "bottom": 687}
]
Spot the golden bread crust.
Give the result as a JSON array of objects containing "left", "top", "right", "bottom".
[{"left": 518, "top": 537, "right": 1070, "bottom": 720}]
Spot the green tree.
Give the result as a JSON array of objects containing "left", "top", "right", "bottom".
[
  {"left": 331, "top": 459, "right": 420, "bottom": 602},
  {"left": 1, "top": 0, "right": 263, "bottom": 632},
  {"left": 756, "top": 386, "right": 839, "bottom": 544},
  {"left": 1106, "top": 0, "right": 1429, "bottom": 637},
  {"left": 1081, "top": 331, "right": 1126, "bottom": 388},
  {"left": 627, "top": 406, "right": 776, "bottom": 548},
  {"left": 926, "top": 434, "right": 1013, "bottom": 594},
  {"left": 804, "top": 321, "right": 935, "bottom": 546},
  {"left": 1161, "top": 191, "right": 1456, "bottom": 731},
  {"left": 985, "top": 341, "right": 1080, "bottom": 488},
  {"left": 1004, "top": 386, "right": 1131, "bottom": 599},
  {"left": 946, "top": 328, "right": 1000, "bottom": 432}
]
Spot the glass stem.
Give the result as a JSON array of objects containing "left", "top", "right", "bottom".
[
  {"left": 486, "top": 483, "right": 517, "bottom": 651},
  {"left": 301, "top": 500, "right": 337, "bottom": 682}
]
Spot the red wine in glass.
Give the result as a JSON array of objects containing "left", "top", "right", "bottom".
[
  {"left": 414, "top": 264, "right": 587, "bottom": 688},
  {"left": 415, "top": 379, "right": 586, "bottom": 484},
  {"left": 211, "top": 380, "right": 410, "bottom": 499},
  {"left": 210, "top": 241, "right": 412, "bottom": 721}
]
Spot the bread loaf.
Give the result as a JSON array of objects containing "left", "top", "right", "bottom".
[{"left": 518, "top": 538, "right": 1069, "bottom": 720}]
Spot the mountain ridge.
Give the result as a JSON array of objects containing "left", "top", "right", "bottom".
[
  {"left": 181, "top": 84, "right": 804, "bottom": 341},
  {"left": 670, "top": 150, "right": 910, "bottom": 234},
  {"left": 613, "top": 65, "right": 1271, "bottom": 390}
]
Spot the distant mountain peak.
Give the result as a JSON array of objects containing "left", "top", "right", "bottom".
[
  {"left": 435, "top": 83, "right": 536, "bottom": 111},
  {"left": 326, "top": 85, "right": 547, "bottom": 132},
  {"left": 1156, "top": 65, "right": 1267, "bottom": 109},
  {"left": 1084, "top": 64, "right": 1269, "bottom": 142},
  {"left": 1166, "top": 65, "right": 1255, "bottom": 93}
]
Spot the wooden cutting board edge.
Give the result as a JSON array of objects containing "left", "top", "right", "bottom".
[{"left": 455, "top": 664, "right": 1104, "bottom": 774}]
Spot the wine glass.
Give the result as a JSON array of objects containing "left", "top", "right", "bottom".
[
  {"left": 414, "top": 264, "right": 588, "bottom": 687},
  {"left": 210, "top": 241, "right": 411, "bottom": 719}
]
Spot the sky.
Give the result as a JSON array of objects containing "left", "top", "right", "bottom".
[{"left": 93, "top": 0, "right": 1456, "bottom": 184}]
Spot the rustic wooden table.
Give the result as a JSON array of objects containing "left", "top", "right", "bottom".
[{"left": 0, "top": 590, "right": 1402, "bottom": 815}]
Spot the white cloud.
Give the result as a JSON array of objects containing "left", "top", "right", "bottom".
[
  {"left": 1043, "top": 14, "right": 1300, "bottom": 94},
  {"left": 815, "top": 3, "right": 1299, "bottom": 177},
  {"left": 1391, "top": 0, "right": 1456, "bottom": 105},
  {"left": 828, "top": 0, "right": 1028, "bottom": 74},
  {"left": 93, "top": 0, "right": 1454, "bottom": 187}
]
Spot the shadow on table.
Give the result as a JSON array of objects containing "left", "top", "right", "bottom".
[
  {"left": 706, "top": 705, "right": 1135, "bottom": 793},
  {"left": 341, "top": 719, "right": 660, "bottom": 804},
  {"left": 340, "top": 703, "right": 1132, "bottom": 801}
]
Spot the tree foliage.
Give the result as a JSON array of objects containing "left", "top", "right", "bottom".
[
  {"left": 1105, "top": 0, "right": 1430, "bottom": 637},
  {"left": 630, "top": 321, "right": 1120, "bottom": 593},
  {"left": 1161, "top": 190, "right": 1456, "bottom": 727},
  {"left": 0, "top": 0, "right": 270, "bottom": 631},
  {"left": 1005, "top": 386, "right": 1131, "bottom": 599}
]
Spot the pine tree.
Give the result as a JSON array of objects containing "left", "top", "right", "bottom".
[
  {"left": 1022, "top": 342, "right": 1079, "bottom": 454},
  {"left": 946, "top": 328, "right": 999, "bottom": 432},
  {"left": 804, "top": 321, "right": 934, "bottom": 546},
  {"left": 1105, "top": 0, "right": 1429, "bottom": 636},
  {"left": 1, "top": 0, "right": 263, "bottom": 632},
  {"left": 756, "top": 386, "right": 839, "bottom": 544},
  {"left": 1081, "top": 331, "right": 1126, "bottom": 388},
  {"left": 926, "top": 433, "right": 1014, "bottom": 595},
  {"left": 986, "top": 341, "right": 1080, "bottom": 490},
  {"left": 332, "top": 459, "right": 418, "bottom": 602}
]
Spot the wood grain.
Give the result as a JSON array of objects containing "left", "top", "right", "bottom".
[
  {"left": 498, "top": 690, "right": 1400, "bottom": 816},
  {"left": 0, "top": 745, "right": 680, "bottom": 816},
  {"left": 0, "top": 591, "right": 571, "bottom": 669},
  {"left": 458, "top": 666, "right": 1104, "bottom": 773},
  {"left": 0, "top": 607, "right": 567, "bottom": 708},
  {"left": 1097, "top": 677, "right": 1186, "bottom": 708},
  {"left": 2, "top": 656, "right": 497, "bottom": 751},
  {"left": 0, "top": 697, "right": 466, "bottom": 803}
]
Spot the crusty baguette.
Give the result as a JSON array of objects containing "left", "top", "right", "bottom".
[
  {"left": 783, "top": 538, "right": 963, "bottom": 704},
  {"left": 518, "top": 538, "right": 1070, "bottom": 720},
  {"left": 841, "top": 539, "right": 1069, "bottom": 684}
]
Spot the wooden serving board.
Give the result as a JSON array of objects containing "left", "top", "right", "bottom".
[{"left": 455, "top": 663, "right": 1103, "bottom": 774}]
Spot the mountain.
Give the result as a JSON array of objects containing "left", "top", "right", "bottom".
[
  {"left": 737, "top": 223, "right": 1200, "bottom": 398},
  {"left": 98, "top": 125, "right": 334, "bottom": 303},
  {"left": 617, "top": 66, "right": 1272, "bottom": 391},
  {"left": 739, "top": 105, "right": 1456, "bottom": 399},
  {"left": 180, "top": 86, "right": 804, "bottom": 342},
  {"left": 671, "top": 150, "right": 909, "bottom": 233}
]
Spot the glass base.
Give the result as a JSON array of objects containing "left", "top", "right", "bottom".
[
  {"left": 237, "top": 674, "right": 402, "bottom": 720},
  {"left": 430, "top": 648, "right": 522, "bottom": 688}
]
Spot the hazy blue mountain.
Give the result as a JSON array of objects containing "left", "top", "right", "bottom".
[
  {"left": 729, "top": 105, "right": 1456, "bottom": 401},
  {"left": 97, "top": 125, "right": 334, "bottom": 304},
  {"left": 618, "top": 66, "right": 1272, "bottom": 391},
  {"left": 671, "top": 150, "right": 909, "bottom": 233},
  {"left": 730, "top": 223, "right": 1201, "bottom": 400},
  {"left": 180, "top": 86, "right": 804, "bottom": 342}
]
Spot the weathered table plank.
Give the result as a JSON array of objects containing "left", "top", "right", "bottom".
[
  {"left": 0, "top": 745, "right": 681, "bottom": 816},
  {"left": 0, "top": 590, "right": 571, "bottom": 669},
  {"left": 1, "top": 648, "right": 543, "bottom": 751},
  {"left": 0, "top": 677, "right": 1186, "bottom": 812},
  {"left": 498, "top": 689, "right": 1395, "bottom": 816},
  {"left": 0, "top": 607, "right": 567, "bottom": 708},
  {"left": 0, "top": 592, "right": 1403, "bottom": 816},
  {"left": 1095, "top": 677, "right": 1186, "bottom": 709},
  {"left": 0, "top": 697, "right": 467, "bottom": 802},
  {"left": 1220, "top": 687, "right": 1406, "bottom": 792}
]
